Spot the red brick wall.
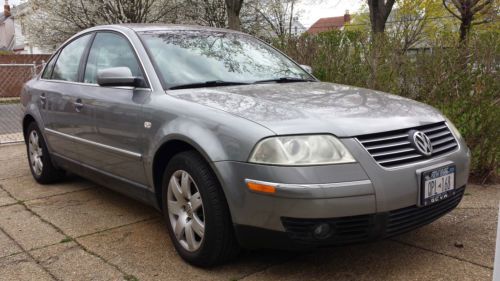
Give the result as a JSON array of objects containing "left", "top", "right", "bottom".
[{"left": 0, "top": 54, "right": 52, "bottom": 98}]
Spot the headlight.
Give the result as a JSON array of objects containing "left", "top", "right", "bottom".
[
  {"left": 249, "top": 135, "right": 355, "bottom": 165},
  {"left": 445, "top": 117, "right": 463, "bottom": 140}
]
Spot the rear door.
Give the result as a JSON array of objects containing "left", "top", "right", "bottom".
[
  {"left": 41, "top": 33, "right": 95, "bottom": 161},
  {"left": 77, "top": 31, "right": 149, "bottom": 185},
  {"left": 36, "top": 52, "right": 58, "bottom": 128}
]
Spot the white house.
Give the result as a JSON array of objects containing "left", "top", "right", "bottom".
[{"left": 290, "top": 17, "right": 306, "bottom": 37}]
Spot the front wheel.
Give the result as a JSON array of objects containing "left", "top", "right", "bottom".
[
  {"left": 26, "top": 122, "right": 65, "bottom": 184},
  {"left": 162, "top": 151, "right": 239, "bottom": 267}
]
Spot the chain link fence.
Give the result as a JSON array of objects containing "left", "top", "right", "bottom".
[{"left": 0, "top": 59, "right": 46, "bottom": 144}]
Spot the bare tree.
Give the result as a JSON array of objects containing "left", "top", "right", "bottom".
[
  {"left": 183, "top": 0, "right": 227, "bottom": 28},
  {"left": 225, "top": 0, "right": 244, "bottom": 30},
  {"left": 26, "top": 0, "right": 182, "bottom": 49},
  {"left": 390, "top": 0, "right": 430, "bottom": 52},
  {"left": 367, "top": 0, "right": 396, "bottom": 34},
  {"left": 241, "top": 0, "right": 314, "bottom": 41},
  {"left": 442, "top": 0, "right": 495, "bottom": 44},
  {"left": 94, "top": 0, "right": 181, "bottom": 23},
  {"left": 365, "top": 0, "right": 396, "bottom": 89},
  {"left": 182, "top": 0, "right": 246, "bottom": 31},
  {"left": 252, "top": 0, "right": 299, "bottom": 38}
]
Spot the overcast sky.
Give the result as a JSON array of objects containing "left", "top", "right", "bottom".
[
  {"left": 8, "top": 0, "right": 365, "bottom": 28},
  {"left": 8, "top": 0, "right": 23, "bottom": 7}
]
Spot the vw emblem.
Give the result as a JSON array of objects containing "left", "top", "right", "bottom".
[{"left": 411, "top": 130, "right": 433, "bottom": 156}]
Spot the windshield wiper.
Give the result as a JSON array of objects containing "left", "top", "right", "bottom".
[
  {"left": 253, "top": 77, "right": 316, "bottom": 84},
  {"left": 169, "top": 80, "right": 250, "bottom": 90}
]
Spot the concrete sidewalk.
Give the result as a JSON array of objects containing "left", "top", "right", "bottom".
[
  {"left": 0, "top": 103, "right": 24, "bottom": 144},
  {"left": 0, "top": 143, "right": 498, "bottom": 281}
]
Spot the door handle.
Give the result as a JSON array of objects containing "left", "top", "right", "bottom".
[
  {"left": 40, "top": 93, "right": 46, "bottom": 107},
  {"left": 74, "top": 98, "right": 83, "bottom": 112}
]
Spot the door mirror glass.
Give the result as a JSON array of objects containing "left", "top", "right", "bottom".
[
  {"left": 300, "top": 65, "right": 313, "bottom": 74},
  {"left": 97, "top": 67, "right": 145, "bottom": 87}
]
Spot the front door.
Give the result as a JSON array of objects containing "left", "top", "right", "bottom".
[{"left": 78, "top": 32, "right": 149, "bottom": 185}]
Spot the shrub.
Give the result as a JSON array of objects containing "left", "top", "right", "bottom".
[{"left": 279, "top": 30, "right": 499, "bottom": 183}]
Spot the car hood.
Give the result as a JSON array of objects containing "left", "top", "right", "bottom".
[{"left": 167, "top": 82, "right": 444, "bottom": 137}]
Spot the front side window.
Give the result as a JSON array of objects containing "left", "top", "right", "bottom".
[
  {"left": 52, "top": 34, "right": 92, "bottom": 82},
  {"left": 139, "top": 31, "right": 312, "bottom": 89},
  {"left": 84, "top": 32, "right": 144, "bottom": 84}
]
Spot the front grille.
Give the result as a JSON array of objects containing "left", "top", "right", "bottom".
[
  {"left": 356, "top": 122, "right": 459, "bottom": 168},
  {"left": 281, "top": 186, "right": 465, "bottom": 245}
]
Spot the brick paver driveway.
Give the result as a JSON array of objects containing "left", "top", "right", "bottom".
[{"left": 0, "top": 143, "right": 498, "bottom": 281}]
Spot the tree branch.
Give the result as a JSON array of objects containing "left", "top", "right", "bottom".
[
  {"left": 471, "top": 0, "right": 492, "bottom": 14},
  {"left": 443, "top": 0, "right": 463, "bottom": 20}
]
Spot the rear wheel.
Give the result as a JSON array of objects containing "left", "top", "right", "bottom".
[
  {"left": 162, "top": 151, "right": 239, "bottom": 267},
  {"left": 26, "top": 122, "right": 65, "bottom": 184}
]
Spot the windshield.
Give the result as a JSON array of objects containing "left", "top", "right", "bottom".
[{"left": 139, "top": 30, "right": 314, "bottom": 89}]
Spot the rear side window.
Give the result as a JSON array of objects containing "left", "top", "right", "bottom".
[
  {"left": 52, "top": 34, "right": 92, "bottom": 82},
  {"left": 41, "top": 53, "right": 57, "bottom": 79},
  {"left": 84, "top": 32, "right": 144, "bottom": 84}
]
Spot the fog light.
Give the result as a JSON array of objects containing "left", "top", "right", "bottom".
[{"left": 313, "top": 223, "right": 332, "bottom": 239}]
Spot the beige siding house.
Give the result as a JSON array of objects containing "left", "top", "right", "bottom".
[
  {"left": 0, "top": 0, "right": 47, "bottom": 54},
  {"left": 0, "top": 0, "right": 16, "bottom": 51}
]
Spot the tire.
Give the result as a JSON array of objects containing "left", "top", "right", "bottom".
[
  {"left": 25, "top": 122, "right": 65, "bottom": 184},
  {"left": 162, "top": 151, "right": 239, "bottom": 267}
]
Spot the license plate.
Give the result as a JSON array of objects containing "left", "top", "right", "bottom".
[{"left": 421, "top": 165, "right": 456, "bottom": 206}]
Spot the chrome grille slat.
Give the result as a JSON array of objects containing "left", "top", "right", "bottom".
[
  {"left": 433, "top": 142, "right": 458, "bottom": 153},
  {"left": 358, "top": 134, "right": 408, "bottom": 144},
  {"left": 427, "top": 130, "right": 451, "bottom": 139},
  {"left": 371, "top": 147, "right": 416, "bottom": 157},
  {"left": 377, "top": 154, "right": 423, "bottom": 165},
  {"left": 356, "top": 122, "right": 459, "bottom": 168},
  {"left": 421, "top": 124, "right": 448, "bottom": 134},
  {"left": 364, "top": 141, "right": 411, "bottom": 151},
  {"left": 432, "top": 136, "right": 456, "bottom": 146}
]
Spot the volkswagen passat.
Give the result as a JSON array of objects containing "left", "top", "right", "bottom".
[{"left": 21, "top": 24, "right": 470, "bottom": 267}]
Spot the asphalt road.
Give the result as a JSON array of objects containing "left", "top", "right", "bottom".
[{"left": 0, "top": 143, "right": 498, "bottom": 281}]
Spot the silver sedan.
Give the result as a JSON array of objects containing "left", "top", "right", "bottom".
[{"left": 21, "top": 24, "right": 470, "bottom": 267}]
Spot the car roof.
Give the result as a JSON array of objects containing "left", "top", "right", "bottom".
[
  {"left": 91, "top": 24, "right": 246, "bottom": 34},
  {"left": 57, "top": 24, "right": 250, "bottom": 56}
]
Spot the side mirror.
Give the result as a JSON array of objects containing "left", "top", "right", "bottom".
[
  {"left": 97, "top": 67, "right": 146, "bottom": 88},
  {"left": 300, "top": 65, "right": 313, "bottom": 74}
]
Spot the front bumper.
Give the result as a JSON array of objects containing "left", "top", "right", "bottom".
[
  {"left": 214, "top": 136, "right": 470, "bottom": 249},
  {"left": 234, "top": 185, "right": 465, "bottom": 249}
]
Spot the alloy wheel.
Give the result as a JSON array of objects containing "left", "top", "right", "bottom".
[
  {"left": 167, "top": 170, "right": 205, "bottom": 252},
  {"left": 28, "top": 130, "right": 43, "bottom": 176}
]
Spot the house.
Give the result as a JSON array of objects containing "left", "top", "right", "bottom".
[
  {"left": 0, "top": 0, "right": 18, "bottom": 51},
  {"left": 248, "top": 15, "right": 307, "bottom": 39},
  {"left": 307, "top": 11, "right": 351, "bottom": 34},
  {"left": 290, "top": 17, "right": 307, "bottom": 36},
  {"left": 0, "top": 0, "right": 46, "bottom": 54}
]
